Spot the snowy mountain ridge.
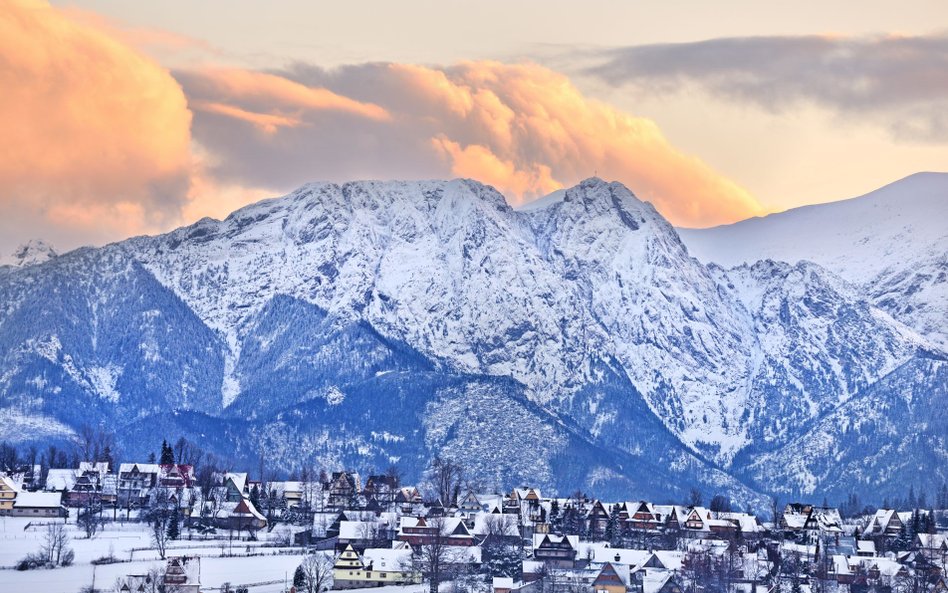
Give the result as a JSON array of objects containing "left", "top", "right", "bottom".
[
  {"left": 679, "top": 172, "right": 948, "bottom": 346},
  {"left": 0, "top": 176, "right": 944, "bottom": 502}
]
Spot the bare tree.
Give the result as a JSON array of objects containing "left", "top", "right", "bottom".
[
  {"left": 173, "top": 437, "right": 205, "bottom": 467},
  {"left": 75, "top": 425, "right": 116, "bottom": 465},
  {"left": 42, "top": 522, "right": 73, "bottom": 566},
  {"left": 410, "top": 516, "right": 459, "bottom": 593},
  {"left": 298, "top": 551, "right": 334, "bottom": 593},
  {"left": 534, "top": 561, "right": 557, "bottom": 593},
  {"left": 358, "top": 521, "right": 390, "bottom": 548},
  {"left": 112, "top": 566, "right": 165, "bottom": 593},
  {"left": 428, "top": 456, "right": 464, "bottom": 506},
  {"left": 77, "top": 495, "right": 104, "bottom": 539},
  {"left": 384, "top": 464, "right": 402, "bottom": 488},
  {"left": 147, "top": 489, "right": 173, "bottom": 559}
]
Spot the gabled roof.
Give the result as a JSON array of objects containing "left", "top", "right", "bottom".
[
  {"left": 225, "top": 472, "right": 248, "bottom": 493},
  {"left": 533, "top": 533, "right": 578, "bottom": 550},
  {"left": 593, "top": 563, "right": 627, "bottom": 587},
  {"left": 45, "top": 469, "right": 77, "bottom": 491},
  {"left": 232, "top": 497, "right": 266, "bottom": 521},
  {"left": 0, "top": 475, "right": 18, "bottom": 492},
  {"left": 119, "top": 463, "right": 161, "bottom": 475}
]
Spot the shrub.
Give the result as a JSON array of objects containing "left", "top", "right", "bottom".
[{"left": 15, "top": 552, "right": 48, "bottom": 571}]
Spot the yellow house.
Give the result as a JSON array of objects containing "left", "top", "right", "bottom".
[
  {"left": 332, "top": 544, "right": 418, "bottom": 589},
  {"left": 0, "top": 476, "right": 17, "bottom": 513}
]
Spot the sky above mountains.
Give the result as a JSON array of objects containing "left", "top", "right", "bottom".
[{"left": 1, "top": 0, "right": 946, "bottom": 255}]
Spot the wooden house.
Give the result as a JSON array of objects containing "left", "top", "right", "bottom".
[
  {"left": 11, "top": 491, "right": 66, "bottom": 517},
  {"left": 532, "top": 534, "right": 578, "bottom": 568},
  {"left": 592, "top": 562, "right": 629, "bottom": 593},
  {"left": 0, "top": 475, "right": 17, "bottom": 514},
  {"left": 332, "top": 544, "right": 417, "bottom": 589}
]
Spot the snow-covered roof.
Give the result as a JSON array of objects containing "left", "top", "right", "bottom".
[
  {"left": 45, "top": 469, "right": 77, "bottom": 491},
  {"left": 225, "top": 472, "right": 248, "bottom": 493},
  {"left": 15, "top": 491, "right": 63, "bottom": 508},
  {"left": 78, "top": 461, "right": 109, "bottom": 475},
  {"left": 867, "top": 509, "right": 898, "bottom": 534},
  {"left": 472, "top": 512, "right": 520, "bottom": 536},
  {"left": 119, "top": 463, "right": 161, "bottom": 475},
  {"left": 717, "top": 511, "right": 763, "bottom": 533},
  {"left": 0, "top": 475, "right": 18, "bottom": 492},
  {"left": 363, "top": 547, "right": 412, "bottom": 570},
  {"left": 582, "top": 544, "right": 650, "bottom": 567},
  {"left": 339, "top": 520, "right": 386, "bottom": 540},
  {"left": 849, "top": 556, "right": 908, "bottom": 577},
  {"left": 533, "top": 533, "right": 579, "bottom": 550}
]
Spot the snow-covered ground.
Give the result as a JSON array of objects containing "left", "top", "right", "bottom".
[{"left": 0, "top": 517, "right": 311, "bottom": 592}]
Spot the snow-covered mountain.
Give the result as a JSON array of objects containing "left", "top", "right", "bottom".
[
  {"left": 0, "top": 177, "right": 944, "bottom": 503},
  {"left": 679, "top": 172, "right": 948, "bottom": 346},
  {"left": 2, "top": 239, "right": 58, "bottom": 268}
]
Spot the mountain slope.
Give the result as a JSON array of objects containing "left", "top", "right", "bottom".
[
  {"left": 742, "top": 353, "right": 948, "bottom": 500},
  {"left": 678, "top": 172, "right": 948, "bottom": 346}
]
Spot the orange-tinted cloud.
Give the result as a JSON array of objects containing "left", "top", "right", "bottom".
[
  {"left": 431, "top": 136, "right": 561, "bottom": 199},
  {"left": 0, "top": 0, "right": 193, "bottom": 250},
  {"left": 421, "top": 61, "right": 763, "bottom": 225},
  {"left": 183, "top": 68, "right": 391, "bottom": 122},
  {"left": 192, "top": 101, "right": 303, "bottom": 134},
  {"left": 0, "top": 1, "right": 763, "bottom": 256},
  {"left": 186, "top": 61, "right": 763, "bottom": 226}
]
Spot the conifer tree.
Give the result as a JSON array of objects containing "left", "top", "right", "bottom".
[
  {"left": 160, "top": 440, "right": 175, "bottom": 465},
  {"left": 293, "top": 565, "right": 307, "bottom": 589},
  {"left": 167, "top": 510, "right": 180, "bottom": 540}
]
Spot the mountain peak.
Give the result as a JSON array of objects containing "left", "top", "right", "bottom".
[{"left": 9, "top": 239, "right": 57, "bottom": 267}]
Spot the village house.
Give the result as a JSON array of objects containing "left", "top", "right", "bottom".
[
  {"left": 163, "top": 556, "right": 201, "bottom": 593},
  {"left": 781, "top": 503, "right": 843, "bottom": 535},
  {"left": 117, "top": 463, "right": 161, "bottom": 506},
  {"left": 216, "top": 497, "right": 267, "bottom": 532},
  {"left": 533, "top": 533, "right": 579, "bottom": 568},
  {"left": 626, "top": 501, "right": 661, "bottom": 531},
  {"left": 328, "top": 471, "right": 361, "bottom": 509},
  {"left": 270, "top": 480, "right": 303, "bottom": 508},
  {"left": 865, "top": 509, "right": 904, "bottom": 537},
  {"left": 0, "top": 475, "right": 17, "bottom": 514},
  {"left": 158, "top": 464, "right": 195, "bottom": 489},
  {"left": 332, "top": 544, "right": 418, "bottom": 589},
  {"left": 397, "top": 516, "right": 475, "bottom": 546},
  {"left": 44, "top": 468, "right": 78, "bottom": 494},
  {"left": 65, "top": 461, "right": 110, "bottom": 507},
  {"left": 11, "top": 491, "right": 67, "bottom": 517},
  {"left": 362, "top": 475, "right": 398, "bottom": 506},
  {"left": 592, "top": 562, "right": 630, "bottom": 593},
  {"left": 394, "top": 486, "right": 424, "bottom": 513}
]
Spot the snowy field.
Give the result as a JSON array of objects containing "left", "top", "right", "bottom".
[{"left": 0, "top": 516, "right": 324, "bottom": 592}]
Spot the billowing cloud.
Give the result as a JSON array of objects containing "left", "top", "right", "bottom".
[
  {"left": 582, "top": 33, "right": 948, "bottom": 142},
  {"left": 0, "top": 0, "right": 193, "bottom": 251},
  {"left": 181, "top": 61, "right": 763, "bottom": 226},
  {"left": 0, "top": 1, "right": 766, "bottom": 256},
  {"left": 180, "top": 68, "right": 391, "bottom": 122}
]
